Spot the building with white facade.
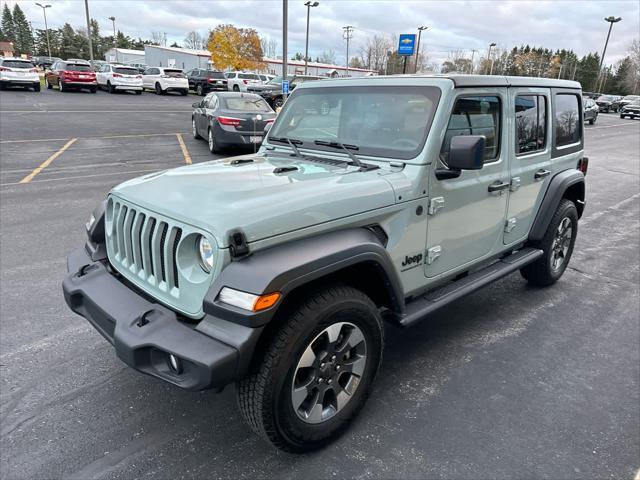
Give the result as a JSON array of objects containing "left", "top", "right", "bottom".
[{"left": 104, "top": 48, "right": 145, "bottom": 65}]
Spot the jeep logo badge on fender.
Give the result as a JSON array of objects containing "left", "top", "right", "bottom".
[{"left": 401, "top": 253, "right": 423, "bottom": 271}]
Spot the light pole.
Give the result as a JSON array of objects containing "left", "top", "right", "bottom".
[
  {"left": 487, "top": 42, "right": 496, "bottom": 75},
  {"left": 35, "top": 3, "right": 52, "bottom": 59},
  {"left": 469, "top": 49, "right": 478, "bottom": 74},
  {"left": 414, "top": 26, "right": 428, "bottom": 74},
  {"left": 282, "top": 0, "right": 288, "bottom": 102},
  {"left": 108, "top": 16, "right": 117, "bottom": 63},
  {"left": 596, "top": 16, "right": 622, "bottom": 91},
  {"left": 343, "top": 25, "right": 353, "bottom": 77},
  {"left": 84, "top": 0, "right": 94, "bottom": 65},
  {"left": 303, "top": 1, "right": 319, "bottom": 75}
]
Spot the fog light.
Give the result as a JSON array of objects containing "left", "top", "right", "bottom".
[{"left": 168, "top": 354, "right": 182, "bottom": 374}]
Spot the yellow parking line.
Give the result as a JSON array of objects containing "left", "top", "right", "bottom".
[
  {"left": 176, "top": 133, "right": 192, "bottom": 165},
  {"left": 0, "top": 132, "right": 190, "bottom": 144},
  {"left": 19, "top": 138, "right": 77, "bottom": 184}
]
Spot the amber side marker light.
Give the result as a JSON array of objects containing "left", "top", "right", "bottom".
[{"left": 218, "top": 287, "right": 281, "bottom": 312}]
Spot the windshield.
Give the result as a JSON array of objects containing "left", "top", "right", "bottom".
[
  {"left": 66, "top": 64, "right": 92, "bottom": 72},
  {"left": 114, "top": 67, "right": 138, "bottom": 75},
  {"left": 224, "top": 96, "right": 273, "bottom": 112},
  {"left": 268, "top": 76, "right": 283, "bottom": 85},
  {"left": 2, "top": 60, "right": 35, "bottom": 69},
  {"left": 623, "top": 95, "right": 640, "bottom": 101},
  {"left": 268, "top": 86, "right": 441, "bottom": 160},
  {"left": 597, "top": 95, "right": 614, "bottom": 101}
]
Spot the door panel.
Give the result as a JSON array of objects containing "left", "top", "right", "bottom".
[
  {"left": 504, "top": 88, "right": 552, "bottom": 244},
  {"left": 425, "top": 90, "right": 509, "bottom": 278}
]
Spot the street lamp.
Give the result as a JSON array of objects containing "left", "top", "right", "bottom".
[
  {"left": 108, "top": 16, "right": 117, "bottom": 62},
  {"left": 487, "top": 42, "right": 496, "bottom": 75},
  {"left": 596, "top": 16, "right": 622, "bottom": 91},
  {"left": 303, "top": 1, "right": 319, "bottom": 75},
  {"left": 35, "top": 3, "right": 52, "bottom": 60},
  {"left": 414, "top": 26, "right": 428, "bottom": 73}
]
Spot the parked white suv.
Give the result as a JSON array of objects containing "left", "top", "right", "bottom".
[
  {"left": 142, "top": 67, "right": 188, "bottom": 96},
  {"left": 0, "top": 57, "right": 40, "bottom": 91},
  {"left": 225, "top": 71, "right": 261, "bottom": 91},
  {"left": 96, "top": 64, "right": 143, "bottom": 94}
]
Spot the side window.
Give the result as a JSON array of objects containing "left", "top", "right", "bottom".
[
  {"left": 515, "top": 95, "right": 547, "bottom": 155},
  {"left": 440, "top": 95, "right": 501, "bottom": 164},
  {"left": 555, "top": 94, "right": 581, "bottom": 147}
]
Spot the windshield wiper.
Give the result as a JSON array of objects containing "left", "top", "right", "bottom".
[
  {"left": 313, "top": 140, "right": 363, "bottom": 168},
  {"left": 269, "top": 136, "right": 304, "bottom": 157}
]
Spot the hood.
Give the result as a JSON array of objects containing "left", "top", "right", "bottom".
[
  {"left": 110, "top": 152, "right": 396, "bottom": 248},
  {"left": 248, "top": 84, "right": 279, "bottom": 93}
]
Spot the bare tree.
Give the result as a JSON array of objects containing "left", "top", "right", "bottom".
[
  {"left": 260, "top": 36, "right": 278, "bottom": 58},
  {"left": 151, "top": 31, "right": 164, "bottom": 46},
  {"left": 358, "top": 35, "right": 392, "bottom": 73},
  {"left": 317, "top": 49, "right": 336, "bottom": 64},
  {"left": 441, "top": 50, "right": 472, "bottom": 73},
  {"left": 184, "top": 31, "right": 203, "bottom": 50}
]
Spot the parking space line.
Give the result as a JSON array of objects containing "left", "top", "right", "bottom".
[
  {"left": 0, "top": 132, "right": 189, "bottom": 144},
  {"left": 19, "top": 138, "right": 77, "bottom": 184},
  {"left": 3, "top": 168, "right": 159, "bottom": 187},
  {"left": 176, "top": 133, "right": 192, "bottom": 165}
]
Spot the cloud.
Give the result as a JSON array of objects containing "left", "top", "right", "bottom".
[{"left": 14, "top": 0, "right": 639, "bottom": 67}]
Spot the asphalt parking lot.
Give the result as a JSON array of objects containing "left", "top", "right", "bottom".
[{"left": 1, "top": 88, "right": 639, "bottom": 479}]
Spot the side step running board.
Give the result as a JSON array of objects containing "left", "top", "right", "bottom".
[{"left": 394, "top": 247, "right": 543, "bottom": 328}]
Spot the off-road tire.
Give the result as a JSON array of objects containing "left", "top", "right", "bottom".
[
  {"left": 237, "top": 285, "right": 384, "bottom": 452},
  {"left": 521, "top": 199, "right": 578, "bottom": 286}
]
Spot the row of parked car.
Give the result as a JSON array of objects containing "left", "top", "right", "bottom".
[
  {"left": 582, "top": 94, "right": 640, "bottom": 124},
  {"left": 583, "top": 92, "right": 640, "bottom": 113}
]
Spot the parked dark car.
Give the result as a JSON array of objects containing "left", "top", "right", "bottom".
[
  {"left": 44, "top": 59, "right": 97, "bottom": 93},
  {"left": 247, "top": 74, "right": 324, "bottom": 109},
  {"left": 32, "top": 55, "right": 62, "bottom": 70},
  {"left": 595, "top": 95, "right": 616, "bottom": 113},
  {"left": 620, "top": 101, "right": 640, "bottom": 119},
  {"left": 583, "top": 97, "right": 598, "bottom": 125},
  {"left": 186, "top": 68, "right": 228, "bottom": 95},
  {"left": 616, "top": 95, "right": 640, "bottom": 112},
  {"left": 191, "top": 92, "right": 276, "bottom": 153}
]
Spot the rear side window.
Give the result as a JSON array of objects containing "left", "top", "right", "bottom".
[
  {"left": 555, "top": 94, "right": 581, "bottom": 147},
  {"left": 226, "top": 72, "right": 236, "bottom": 79},
  {"left": 440, "top": 96, "right": 501, "bottom": 163},
  {"left": 239, "top": 73, "right": 258, "bottom": 80},
  {"left": 2, "top": 60, "right": 35, "bottom": 69},
  {"left": 515, "top": 95, "right": 547, "bottom": 155}
]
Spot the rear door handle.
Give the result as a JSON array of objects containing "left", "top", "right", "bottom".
[
  {"left": 488, "top": 181, "right": 510, "bottom": 193},
  {"left": 534, "top": 169, "right": 551, "bottom": 180}
]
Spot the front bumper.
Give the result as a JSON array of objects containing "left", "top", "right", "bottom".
[{"left": 62, "top": 247, "right": 262, "bottom": 391}]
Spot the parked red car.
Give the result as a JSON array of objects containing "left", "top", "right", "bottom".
[{"left": 45, "top": 59, "right": 97, "bottom": 93}]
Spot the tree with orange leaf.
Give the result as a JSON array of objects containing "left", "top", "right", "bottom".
[{"left": 208, "top": 24, "right": 264, "bottom": 71}]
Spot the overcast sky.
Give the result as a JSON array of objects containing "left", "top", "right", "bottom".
[{"left": 10, "top": 0, "right": 639, "bottom": 67}]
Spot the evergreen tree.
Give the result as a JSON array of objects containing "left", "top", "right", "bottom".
[
  {"left": 59, "top": 23, "right": 77, "bottom": 59},
  {"left": 12, "top": 4, "right": 33, "bottom": 55},
  {"left": 1, "top": 4, "right": 14, "bottom": 43}
]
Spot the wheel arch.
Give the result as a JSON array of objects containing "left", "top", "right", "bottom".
[{"left": 529, "top": 169, "right": 585, "bottom": 242}]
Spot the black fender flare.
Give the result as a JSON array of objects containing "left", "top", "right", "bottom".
[
  {"left": 529, "top": 169, "right": 585, "bottom": 242},
  {"left": 202, "top": 228, "right": 404, "bottom": 327}
]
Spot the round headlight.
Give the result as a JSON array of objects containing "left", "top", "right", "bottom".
[{"left": 198, "top": 236, "right": 214, "bottom": 272}]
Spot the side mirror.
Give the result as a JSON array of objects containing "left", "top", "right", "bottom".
[
  {"left": 447, "top": 135, "right": 485, "bottom": 170},
  {"left": 192, "top": 102, "right": 201, "bottom": 108},
  {"left": 264, "top": 122, "right": 273, "bottom": 133}
]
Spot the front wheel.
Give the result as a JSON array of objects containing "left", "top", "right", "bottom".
[
  {"left": 192, "top": 118, "right": 200, "bottom": 139},
  {"left": 620, "top": 114, "right": 625, "bottom": 119},
  {"left": 196, "top": 84, "right": 204, "bottom": 96},
  {"left": 59, "top": 81, "right": 66, "bottom": 92},
  {"left": 135, "top": 90, "right": 142, "bottom": 95},
  {"left": 237, "top": 285, "right": 384, "bottom": 452},
  {"left": 180, "top": 89, "right": 188, "bottom": 96},
  {"left": 273, "top": 98, "right": 284, "bottom": 109},
  {"left": 46, "top": 78, "right": 52, "bottom": 89},
  {"left": 207, "top": 127, "right": 219, "bottom": 153},
  {"left": 521, "top": 199, "right": 578, "bottom": 286},
  {"left": 588, "top": 117, "right": 595, "bottom": 125},
  {"left": 33, "top": 83, "right": 41, "bottom": 92}
]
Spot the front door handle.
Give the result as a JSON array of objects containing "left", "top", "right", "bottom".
[
  {"left": 534, "top": 169, "right": 551, "bottom": 180},
  {"left": 488, "top": 181, "right": 510, "bottom": 193}
]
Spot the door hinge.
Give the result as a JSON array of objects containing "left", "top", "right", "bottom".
[
  {"left": 428, "top": 197, "right": 445, "bottom": 215},
  {"left": 426, "top": 245, "right": 442, "bottom": 264},
  {"left": 504, "top": 217, "right": 517, "bottom": 233},
  {"left": 510, "top": 177, "right": 521, "bottom": 192}
]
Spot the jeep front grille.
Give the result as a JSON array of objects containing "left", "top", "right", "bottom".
[{"left": 109, "top": 200, "right": 182, "bottom": 291}]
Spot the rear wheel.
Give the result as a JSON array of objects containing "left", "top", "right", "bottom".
[
  {"left": 620, "top": 114, "right": 625, "bottom": 119},
  {"left": 197, "top": 83, "right": 204, "bottom": 96},
  {"left": 135, "top": 90, "right": 142, "bottom": 95},
  {"left": 237, "top": 285, "right": 384, "bottom": 452},
  {"left": 33, "top": 83, "right": 41, "bottom": 92},
  {"left": 273, "top": 98, "right": 284, "bottom": 109},
  {"left": 46, "top": 78, "right": 52, "bottom": 89},
  {"left": 155, "top": 82, "right": 164, "bottom": 95},
  {"left": 107, "top": 81, "right": 115, "bottom": 93},
  {"left": 588, "top": 117, "right": 595, "bottom": 125},
  {"left": 521, "top": 199, "right": 578, "bottom": 286},
  {"left": 90, "top": 87, "right": 97, "bottom": 93},
  {"left": 233, "top": 84, "right": 240, "bottom": 92},
  {"left": 180, "top": 89, "right": 188, "bottom": 96}
]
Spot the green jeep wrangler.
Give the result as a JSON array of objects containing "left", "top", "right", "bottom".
[{"left": 63, "top": 75, "right": 587, "bottom": 452}]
